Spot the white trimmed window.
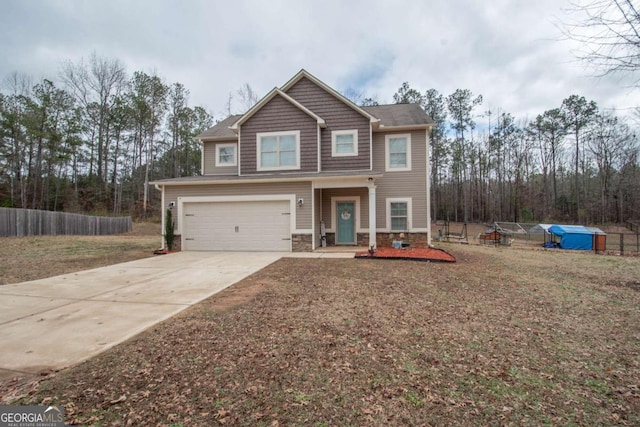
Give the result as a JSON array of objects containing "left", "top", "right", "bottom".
[
  {"left": 215, "top": 143, "right": 237, "bottom": 167},
  {"left": 387, "top": 198, "right": 411, "bottom": 231},
  {"left": 331, "top": 129, "right": 358, "bottom": 157},
  {"left": 257, "top": 130, "right": 301, "bottom": 171},
  {"left": 385, "top": 134, "right": 411, "bottom": 171}
]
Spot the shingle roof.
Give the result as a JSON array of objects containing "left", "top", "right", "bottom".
[
  {"left": 363, "top": 104, "right": 434, "bottom": 127},
  {"left": 196, "top": 114, "right": 242, "bottom": 140}
]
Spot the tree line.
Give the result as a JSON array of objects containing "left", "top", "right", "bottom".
[
  {"left": 387, "top": 83, "right": 640, "bottom": 224},
  {"left": 1, "top": 52, "right": 639, "bottom": 224},
  {"left": 0, "top": 53, "right": 214, "bottom": 217}
]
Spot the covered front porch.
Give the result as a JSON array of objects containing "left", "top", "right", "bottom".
[{"left": 312, "top": 175, "right": 379, "bottom": 250}]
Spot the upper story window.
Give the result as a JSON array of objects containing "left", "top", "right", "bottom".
[
  {"left": 385, "top": 134, "right": 411, "bottom": 171},
  {"left": 331, "top": 129, "right": 358, "bottom": 157},
  {"left": 215, "top": 143, "right": 237, "bottom": 167},
  {"left": 257, "top": 130, "right": 300, "bottom": 171}
]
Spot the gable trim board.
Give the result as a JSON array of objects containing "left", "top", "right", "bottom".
[
  {"left": 280, "top": 69, "right": 381, "bottom": 125},
  {"left": 230, "top": 88, "right": 327, "bottom": 130}
]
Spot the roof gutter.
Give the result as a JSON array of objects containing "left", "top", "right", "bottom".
[
  {"left": 149, "top": 172, "right": 384, "bottom": 187},
  {"left": 375, "top": 124, "right": 432, "bottom": 132}
]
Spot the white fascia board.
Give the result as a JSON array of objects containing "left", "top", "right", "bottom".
[
  {"left": 198, "top": 136, "right": 239, "bottom": 143},
  {"left": 275, "top": 89, "right": 326, "bottom": 127},
  {"left": 151, "top": 173, "right": 383, "bottom": 187},
  {"left": 312, "top": 173, "right": 384, "bottom": 189},
  {"left": 230, "top": 87, "right": 279, "bottom": 130},
  {"left": 375, "top": 124, "right": 432, "bottom": 132},
  {"left": 230, "top": 88, "right": 326, "bottom": 130}
]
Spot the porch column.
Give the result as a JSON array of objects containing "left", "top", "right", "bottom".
[{"left": 368, "top": 180, "right": 377, "bottom": 249}]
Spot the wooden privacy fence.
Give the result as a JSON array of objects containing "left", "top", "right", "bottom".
[{"left": 0, "top": 207, "right": 132, "bottom": 237}]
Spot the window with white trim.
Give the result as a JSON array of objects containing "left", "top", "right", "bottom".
[
  {"left": 385, "top": 134, "right": 411, "bottom": 171},
  {"left": 387, "top": 198, "right": 411, "bottom": 231},
  {"left": 257, "top": 131, "right": 300, "bottom": 171},
  {"left": 331, "top": 129, "right": 358, "bottom": 157},
  {"left": 215, "top": 143, "right": 237, "bottom": 167}
]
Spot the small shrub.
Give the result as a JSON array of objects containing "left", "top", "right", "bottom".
[{"left": 164, "top": 209, "right": 176, "bottom": 250}]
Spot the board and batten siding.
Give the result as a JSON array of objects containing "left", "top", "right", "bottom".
[
  {"left": 202, "top": 141, "right": 238, "bottom": 175},
  {"left": 240, "top": 95, "right": 318, "bottom": 174},
  {"left": 285, "top": 77, "right": 371, "bottom": 172},
  {"left": 373, "top": 130, "right": 429, "bottom": 230},
  {"left": 164, "top": 181, "right": 312, "bottom": 231}
]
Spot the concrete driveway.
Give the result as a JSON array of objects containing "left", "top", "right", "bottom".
[{"left": 0, "top": 252, "right": 286, "bottom": 381}]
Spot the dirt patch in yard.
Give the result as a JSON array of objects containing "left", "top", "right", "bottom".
[{"left": 9, "top": 245, "right": 640, "bottom": 426}]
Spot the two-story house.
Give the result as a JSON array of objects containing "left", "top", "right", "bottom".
[{"left": 152, "top": 70, "right": 433, "bottom": 252}]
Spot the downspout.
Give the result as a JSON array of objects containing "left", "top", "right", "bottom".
[
  {"left": 198, "top": 138, "right": 204, "bottom": 175},
  {"left": 369, "top": 122, "right": 373, "bottom": 171},
  {"left": 237, "top": 128, "right": 242, "bottom": 176},
  {"left": 317, "top": 125, "right": 321, "bottom": 172},
  {"left": 311, "top": 181, "right": 316, "bottom": 249},
  {"left": 368, "top": 178, "right": 377, "bottom": 249}
]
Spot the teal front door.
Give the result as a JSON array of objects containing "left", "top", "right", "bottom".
[{"left": 336, "top": 201, "right": 355, "bottom": 244}]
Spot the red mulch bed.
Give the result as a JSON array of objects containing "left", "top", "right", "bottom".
[{"left": 355, "top": 246, "right": 456, "bottom": 262}]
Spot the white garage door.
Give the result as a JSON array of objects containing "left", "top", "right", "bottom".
[{"left": 182, "top": 200, "right": 291, "bottom": 251}]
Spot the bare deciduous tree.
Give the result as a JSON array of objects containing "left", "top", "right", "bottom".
[
  {"left": 60, "top": 53, "right": 126, "bottom": 193},
  {"left": 562, "top": 0, "right": 640, "bottom": 81}
]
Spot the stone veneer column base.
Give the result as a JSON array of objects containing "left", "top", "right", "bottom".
[
  {"left": 376, "top": 232, "right": 429, "bottom": 247},
  {"left": 168, "top": 235, "right": 182, "bottom": 251},
  {"left": 169, "top": 235, "right": 314, "bottom": 252},
  {"left": 292, "top": 234, "right": 313, "bottom": 252},
  {"left": 325, "top": 232, "right": 429, "bottom": 248}
]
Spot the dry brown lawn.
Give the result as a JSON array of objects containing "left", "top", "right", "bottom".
[
  {"left": 8, "top": 243, "right": 640, "bottom": 426},
  {"left": 0, "top": 222, "right": 160, "bottom": 285}
]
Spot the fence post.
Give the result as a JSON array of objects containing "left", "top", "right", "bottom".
[{"left": 620, "top": 233, "right": 624, "bottom": 255}]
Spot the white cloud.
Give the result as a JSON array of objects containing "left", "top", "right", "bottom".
[{"left": 1, "top": 0, "right": 639, "bottom": 121}]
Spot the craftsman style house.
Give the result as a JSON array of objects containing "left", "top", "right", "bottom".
[{"left": 152, "top": 70, "right": 433, "bottom": 251}]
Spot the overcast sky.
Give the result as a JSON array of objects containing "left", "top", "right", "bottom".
[{"left": 2, "top": 0, "right": 638, "bottom": 124}]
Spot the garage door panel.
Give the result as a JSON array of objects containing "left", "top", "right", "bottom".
[{"left": 183, "top": 200, "right": 291, "bottom": 251}]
